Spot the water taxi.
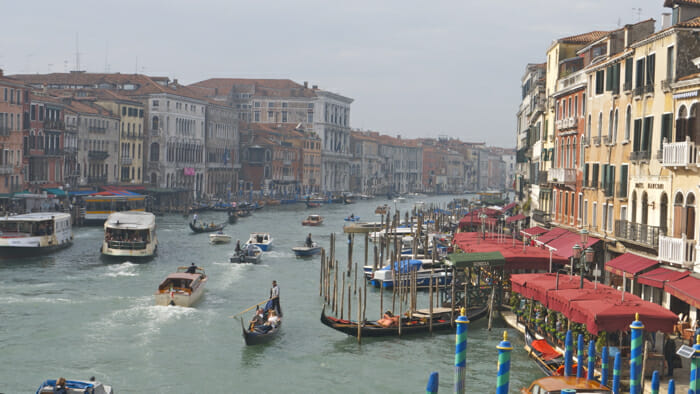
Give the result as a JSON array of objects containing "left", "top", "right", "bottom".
[
  {"left": 292, "top": 242, "right": 322, "bottom": 257},
  {"left": 247, "top": 232, "right": 273, "bottom": 251},
  {"left": 209, "top": 231, "right": 232, "bottom": 244},
  {"left": 154, "top": 266, "right": 207, "bottom": 307},
  {"left": 36, "top": 377, "right": 113, "bottom": 394},
  {"left": 302, "top": 214, "right": 324, "bottom": 226},
  {"left": 101, "top": 211, "right": 157, "bottom": 259},
  {"left": 0, "top": 212, "right": 73, "bottom": 257},
  {"left": 231, "top": 244, "right": 263, "bottom": 264},
  {"left": 366, "top": 259, "right": 452, "bottom": 288}
]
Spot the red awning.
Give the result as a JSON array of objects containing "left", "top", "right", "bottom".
[
  {"left": 665, "top": 276, "right": 700, "bottom": 309},
  {"left": 545, "top": 232, "right": 600, "bottom": 259},
  {"left": 511, "top": 273, "right": 595, "bottom": 306},
  {"left": 501, "top": 202, "right": 517, "bottom": 212},
  {"left": 454, "top": 232, "right": 569, "bottom": 271},
  {"left": 637, "top": 267, "right": 689, "bottom": 289},
  {"left": 534, "top": 227, "right": 569, "bottom": 245},
  {"left": 521, "top": 226, "right": 548, "bottom": 237},
  {"left": 605, "top": 253, "right": 658, "bottom": 279},
  {"left": 545, "top": 284, "right": 618, "bottom": 314},
  {"left": 506, "top": 213, "right": 527, "bottom": 224}
]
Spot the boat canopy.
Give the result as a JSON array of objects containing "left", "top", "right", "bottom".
[
  {"left": 105, "top": 211, "right": 156, "bottom": 228},
  {"left": 380, "top": 259, "right": 423, "bottom": 273}
]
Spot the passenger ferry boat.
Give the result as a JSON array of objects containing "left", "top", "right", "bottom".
[
  {"left": 101, "top": 211, "right": 157, "bottom": 259},
  {"left": 84, "top": 194, "right": 147, "bottom": 225},
  {"left": 0, "top": 212, "right": 73, "bottom": 257}
]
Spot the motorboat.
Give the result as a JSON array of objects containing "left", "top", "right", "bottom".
[
  {"left": 101, "top": 211, "right": 157, "bottom": 259},
  {"left": 344, "top": 215, "right": 360, "bottom": 222},
  {"left": 366, "top": 259, "right": 452, "bottom": 288},
  {"left": 302, "top": 214, "right": 324, "bottom": 226},
  {"left": 343, "top": 221, "right": 383, "bottom": 234},
  {"left": 292, "top": 242, "right": 322, "bottom": 257},
  {"left": 521, "top": 376, "right": 610, "bottom": 393},
  {"left": 375, "top": 204, "right": 389, "bottom": 215},
  {"left": 230, "top": 244, "right": 263, "bottom": 264},
  {"left": 0, "top": 212, "right": 73, "bottom": 257},
  {"left": 36, "top": 378, "right": 113, "bottom": 394},
  {"left": 209, "top": 231, "right": 232, "bottom": 244},
  {"left": 154, "top": 266, "right": 207, "bottom": 307},
  {"left": 247, "top": 232, "right": 273, "bottom": 251}
]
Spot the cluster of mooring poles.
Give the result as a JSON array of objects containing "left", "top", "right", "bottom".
[{"left": 424, "top": 312, "right": 700, "bottom": 393}]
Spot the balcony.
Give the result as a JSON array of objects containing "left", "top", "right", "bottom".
[
  {"left": 87, "top": 175, "right": 108, "bottom": 184},
  {"left": 89, "top": 126, "right": 107, "bottom": 133},
  {"left": 630, "top": 150, "right": 651, "bottom": 162},
  {"left": 0, "top": 165, "right": 13, "bottom": 175},
  {"left": 659, "top": 234, "right": 697, "bottom": 268},
  {"left": 43, "top": 148, "right": 64, "bottom": 156},
  {"left": 120, "top": 157, "right": 133, "bottom": 166},
  {"left": 88, "top": 150, "right": 109, "bottom": 161},
  {"left": 548, "top": 167, "right": 576, "bottom": 186},
  {"left": 662, "top": 138, "right": 698, "bottom": 168},
  {"left": 532, "top": 209, "right": 551, "bottom": 226},
  {"left": 43, "top": 120, "right": 65, "bottom": 130},
  {"left": 614, "top": 220, "right": 663, "bottom": 250}
]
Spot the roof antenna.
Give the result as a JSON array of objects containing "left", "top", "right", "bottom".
[
  {"left": 632, "top": 7, "right": 642, "bottom": 22},
  {"left": 75, "top": 33, "right": 81, "bottom": 72}
]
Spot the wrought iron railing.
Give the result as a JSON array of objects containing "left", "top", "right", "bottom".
[{"left": 614, "top": 219, "right": 663, "bottom": 249}]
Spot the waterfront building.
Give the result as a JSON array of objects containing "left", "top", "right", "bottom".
[
  {"left": 350, "top": 130, "right": 386, "bottom": 195},
  {"left": 377, "top": 134, "right": 422, "bottom": 195},
  {"left": 203, "top": 101, "right": 238, "bottom": 199},
  {"left": 313, "top": 89, "right": 353, "bottom": 193},
  {"left": 0, "top": 71, "right": 27, "bottom": 196},
  {"left": 25, "top": 93, "right": 65, "bottom": 191}
]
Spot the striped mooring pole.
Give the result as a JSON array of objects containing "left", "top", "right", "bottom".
[
  {"left": 577, "top": 333, "right": 584, "bottom": 378},
  {"left": 564, "top": 330, "right": 573, "bottom": 377},
  {"left": 630, "top": 313, "right": 644, "bottom": 394},
  {"left": 691, "top": 334, "right": 700, "bottom": 394},
  {"left": 587, "top": 340, "right": 596, "bottom": 381},
  {"left": 600, "top": 346, "right": 609, "bottom": 387},
  {"left": 426, "top": 372, "right": 439, "bottom": 394},
  {"left": 495, "top": 331, "right": 513, "bottom": 394},
  {"left": 667, "top": 378, "right": 675, "bottom": 394},
  {"left": 650, "top": 370, "right": 659, "bottom": 394},
  {"left": 612, "top": 352, "right": 621, "bottom": 394},
  {"left": 454, "top": 307, "right": 469, "bottom": 394}
]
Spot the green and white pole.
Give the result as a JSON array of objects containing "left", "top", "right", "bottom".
[
  {"left": 630, "top": 314, "right": 644, "bottom": 394},
  {"left": 577, "top": 333, "right": 584, "bottom": 378},
  {"left": 495, "top": 331, "right": 513, "bottom": 394},
  {"left": 454, "top": 307, "right": 469, "bottom": 394},
  {"left": 691, "top": 334, "right": 700, "bottom": 394}
]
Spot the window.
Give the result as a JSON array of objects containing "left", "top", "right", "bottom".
[
  {"left": 602, "top": 203, "right": 608, "bottom": 231},
  {"left": 646, "top": 54, "right": 655, "bottom": 86},
  {"left": 620, "top": 205, "right": 628, "bottom": 221},
  {"left": 625, "top": 106, "right": 631, "bottom": 141},
  {"left": 619, "top": 164, "right": 628, "bottom": 198},
  {"left": 152, "top": 100, "right": 159, "bottom": 108},
  {"left": 613, "top": 109, "right": 619, "bottom": 143},
  {"left": 595, "top": 70, "right": 605, "bottom": 94},
  {"left": 254, "top": 111, "right": 260, "bottom": 122},
  {"left": 608, "top": 204, "right": 614, "bottom": 232},
  {"left": 268, "top": 111, "right": 273, "bottom": 120},
  {"left": 578, "top": 193, "right": 583, "bottom": 224},
  {"left": 641, "top": 116, "right": 654, "bottom": 152},
  {"left": 661, "top": 113, "right": 672, "bottom": 147},
  {"left": 592, "top": 163, "right": 599, "bottom": 188},
  {"left": 574, "top": 96, "right": 578, "bottom": 117},
  {"left": 625, "top": 58, "right": 633, "bottom": 89},
  {"left": 587, "top": 114, "right": 592, "bottom": 140},
  {"left": 597, "top": 112, "right": 602, "bottom": 140},
  {"left": 608, "top": 110, "right": 614, "bottom": 141},
  {"left": 633, "top": 119, "right": 642, "bottom": 151},
  {"left": 584, "top": 200, "right": 589, "bottom": 226},
  {"left": 593, "top": 202, "right": 598, "bottom": 229},
  {"left": 635, "top": 58, "right": 645, "bottom": 89},
  {"left": 583, "top": 163, "right": 589, "bottom": 187},
  {"left": 282, "top": 111, "right": 287, "bottom": 123}
]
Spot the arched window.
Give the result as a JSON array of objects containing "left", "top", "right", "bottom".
[
  {"left": 687, "top": 193, "right": 696, "bottom": 240},
  {"left": 587, "top": 114, "right": 592, "bottom": 140},
  {"left": 597, "top": 112, "right": 603, "bottom": 140},
  {"left": 613, "top": 108, "right": 619, "bottom": 143},
  {"left": 690, "top": 103, "right": 698, "bottom": 145},
  {"left": 149, "top": 142, "right": 160, "bottom": 162},
  {"left": 151, "top": 116, "right": 159, "bottom": 131},
  {"left": 608, "top": 109, "right": 614, "bottom": 142},
  {"left": 572, "top": 136, "right": 577, "bottom": 167},
  {"left": 660, "top": 193, "right": 669, "bottom": 235},
  {"left": 625, "top": 106, "right": 631, "bottom": 141},
  {"left": 677, "top": 105, "right": 688, "bottom": 142},
  {"left": 674, "top": 192, "right": 684, "bottom": 237},
  {"left": 642, "top": 192, "right": 649, "bottom": 225}
]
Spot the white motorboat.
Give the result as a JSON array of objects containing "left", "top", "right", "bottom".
[
  {"left": 247, "top": 232, "right": 273, "bottom": 251},
  {"left": 0, "top": 212, "right": 73, "bottom": 257},
  {"left": 364, "top": 259, "right": 452, "bottom": 288},
  {"left": 209, "top": 231, "right": 232, "bottom": 244},
  {"left": 154, "top": 266, "right": 207, "bottom": 307},
  {"left": 36, "top": 378, "right": 113, "bottom": 394},
  {"left": 101, "top": 211, "right": 157, "bottom": 259},
  {"left": 230, "top": 244, "right": 263, "bottom": 263}
]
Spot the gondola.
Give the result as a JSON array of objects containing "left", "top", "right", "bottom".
[
  {"left": 306, "top": 201, "right": 322, "bottom": 208},
  {"left": 227, "top": 210, "right": 238, "bottom": 224},
  {"left": 524, "top": 327, "right": 564, "bottom": 376},
  {"left": 320, "top": 304, "right": 488, "bottom": 337},
  {"left": 240, "top": 304, "right": 281, "bottom": 345},
  {"left": 189, "top": 221, "right": 226, "bottom": 233}
]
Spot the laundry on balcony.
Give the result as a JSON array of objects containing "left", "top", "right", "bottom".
[
  {"left": 604, "top": 252, "right": 658, "bottom": 279},
  {"left": 636, "top": 267, "right": 689, "bottom": 289},
  {"left": 665, "top": 276, "right": 700, "bottom": 309}
]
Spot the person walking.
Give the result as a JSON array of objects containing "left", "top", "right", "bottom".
[
  {"left": 270, "top": 280, "right": 282, "bottom": 317},
  {"left": 663, "top": 334, "right": 677, "bottom": 378}
]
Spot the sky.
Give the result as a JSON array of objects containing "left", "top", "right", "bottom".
[{"left": 0, "top": 0, "right": 669, "bottom": 149}]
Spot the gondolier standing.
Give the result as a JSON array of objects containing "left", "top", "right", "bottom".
[{"left": 270, "top": 280, "right": 282, "bottom": 317}]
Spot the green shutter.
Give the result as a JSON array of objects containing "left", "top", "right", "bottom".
[{"left": 583, "top": 164, "right": 588, "bottom": 187}]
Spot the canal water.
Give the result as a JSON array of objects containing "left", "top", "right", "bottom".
[{"left": 0, "top": 195, "right": 543, "bottom": 393}]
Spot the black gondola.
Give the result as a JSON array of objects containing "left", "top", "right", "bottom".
[
  {"left": 227, "top": 210, "right": 238, "bottom": 224},
  {"left": 240, "top": 312, "right": 281, "bottom": 345},
  {"left": 319, "top": 305, "right": 488, "bottom": 337},
  {"left": 189, "top": 222, "right": 226, "bottom": 233},
  {"left": 523, "top": 327, "right": 565, "bottom": 376}
]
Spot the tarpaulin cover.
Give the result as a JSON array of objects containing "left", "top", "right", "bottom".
[
  {"left": 506, "top": 213, "right": 527, "bottom": 224},
  {"left": 637, "top": 267, "right": 689, "bottom": 289},
  {"left": 534, "top": 227, "right": 570, "bottom": 245},
  {"left": 665, "top": 276, "right": 700, "bottom": 309},
  {"left": 454, "top": 232, "right": 569, "bottom": 271},
  {"left": 521, "top": 226, "right": 548, "bottom": 237},
  {"left": 531, "top": 339, "right": 562, "bottom": 361},
  {"left": 511, "top": 273, "right": 595, "bottom": 306},
  {"left": 605, "top": 253, "right": 658, "bottom": 279},
  {"left": 546, "top": 232, "right": 600, "bottom": 259}
]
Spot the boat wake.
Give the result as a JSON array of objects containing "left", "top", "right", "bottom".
[
  {"left": 263, "top": 250, "right": 291, "bottom": 259},
  {"left": 104, "top": 262, "right": 139, "bottom": 277}
]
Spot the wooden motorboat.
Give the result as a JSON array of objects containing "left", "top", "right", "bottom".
[
  {"left": 247, "top": 232, "right": 273, "bottom": 251},
  {"left": 368, "top": 259, "right": 452, "bottom": 288},
  {"left": 292, "top": 243, "right": 322, "bottom": 257},
  {"left": 375, "top": 205, "right": 389, "bottom": 215},
  {"left": 230, "top": 244, "right": 263, "bottom": 264},
  {"left": 320, "top": 305, "right": 488, "bottom": 337},
  {"left": 209, "top": 232, "right": 232, "bottom": 244},
  {"left": 154, "top": 266, "right": 207, "bottom": 307},
  {"left": 36, "top": 378, "right": 113, "bottom": 394},
  {"left": 302, "top": 214, "right": 324, "bottom": 226},
  {"left": 189, "top": 221, "right": 225, "bottom": 233},
  {"left": 521, "top": 376, "right": 610, "bottom": 393},
  {"left": 240, "top": 310, "right": 282, "bottom": 346}
]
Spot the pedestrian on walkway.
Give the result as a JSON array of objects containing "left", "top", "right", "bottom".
[{"left": 664, "top": 334, "right": 676, "bottom": 378}]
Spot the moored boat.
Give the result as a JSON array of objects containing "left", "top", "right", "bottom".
[
  {"left": 209, "top": 231, "right": 232, "bottom": 244},
  {"left": 367, "top": 259, "right": 452, "bottom": 288},
  {"left": 189, "top": 221, "right": 225, "bottom": 233},
  {"left": 305, "top": 200, "right": 322, "bottom": 208},
  {"left": 292, "top": 242, "right": 322, "bottom": 257},
  {"left": 154, "top": 265, "right": 207, "bottom": 307},
  {"left": 302, "top": 214, "right": 324, "bottom": 226},
  {"left": 36, "top": 377, "right": 113, "bottom": 394},
  {"left": 230, "top": 244, "right": 263, "bottom": 263},
  {"left": 343, "top": 221, "right": 383, "bottom": 234},
  {"left": 0, "top": 212, "right": 73, "bottom": 258},
  {"left": 520, "top": 376, "right": 610, "bottom": 393},
  {"left": 320, "top": 305, "right": 488, "bottom": 337},
  {"left": 375, "top": 204, "right": 389, "bottom": 215},
  {"left": 101, "top": 211, "right": 157, "bottom": 259},
  {"left": 247, "top": 232, "right": 273, "bottom": 251}
]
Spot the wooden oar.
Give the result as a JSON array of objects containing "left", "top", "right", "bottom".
[{"left": 230, "top": 299, "right": 269, "bottom": 318}]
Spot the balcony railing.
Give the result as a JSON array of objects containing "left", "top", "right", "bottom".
[
  {"left": 120, "top": 157, "right": 133, "bottom": 166},
  {"left": 150, "top": 128, "right": 160, "bottom": 136},
  {"left": 538, "top": 170, "right": 549, "bottom": 185},
  {"left": 532, "top": 209, "right": 551, "bottom": 226},
  {"left": 630, "top": 150, "right": 651, "bottom": 161},
  {"left": 662, "top": 138, "right": 698, "bottom": 168},
  {"left": 88, "top": 150, "right": 109, "bottom": 161},
  {"left": 548, "top": 167, "right": 576, "bottom": 186},
  {"left": 614, "top": 220, "right": 664, "bottom": 249},
  {"left": 0, "top": 165, "right": 13, "bottom": 175},
  {"left": 89, "top": 126, "right": 107, "bottom": 133},
  {"left": 43, "top": 120, "right": 65, "bottom": 130},
  {"left": 644, "top": 84, "right": 655, "bottom": 94},
  {"left": 659, "top": 234, "right": 697, "bottom": 267}
]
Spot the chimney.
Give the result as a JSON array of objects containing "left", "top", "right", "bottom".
[
  {"left": 312, "top": 85, "right": 318, "bottom": 89},
  {"left": 304, "top": 81, "right": 308, "bottom": 88},
  {"left": 173, "top": 78, "right": 178, "bottom": 86},
  {"left": 662, "top": 12, "right": 671, "bottom": 29}
]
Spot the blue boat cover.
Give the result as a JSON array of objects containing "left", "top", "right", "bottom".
[
  {"left": 68, "top": 190, "right": 98, "bottom": 196},
  {"left": 36, "top": 379, "right": 94, "bottom": 394},
  {"left": 380, "top": 259, "right": 423, "bottom": 273}
]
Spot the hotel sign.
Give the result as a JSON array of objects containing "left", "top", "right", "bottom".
[
  {"left": 634, "top": 182, "right": 664, "bottom": 189},
  {"left": 673, "top": 90, "right": 700, "bottom": 100}
]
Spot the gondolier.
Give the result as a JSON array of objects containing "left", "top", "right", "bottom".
[{"left": 270, "top": 280, "right": 282, "bottom": 317}]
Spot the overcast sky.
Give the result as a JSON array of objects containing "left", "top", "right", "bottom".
[{"left": 0, "top": 0, "right": 668, "bottom": 148}]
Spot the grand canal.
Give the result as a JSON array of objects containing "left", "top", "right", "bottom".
[{"left": 0, "top": 195, "right": 543, "bottom": 393}]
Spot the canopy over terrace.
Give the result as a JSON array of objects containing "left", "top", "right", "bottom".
[
  {"left": 453, "top": 232, "right": 569, "bottom": 271},
  {"left": 511, "top": 273, "right": 678, "bottom": 335},
  {"left": 511, "top": 273, "right": 596, "bottom": 307}
]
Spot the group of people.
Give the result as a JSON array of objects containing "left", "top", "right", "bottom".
[
  {"left": 105, "top": 230, "right": 145, "bottom": 243},
  {"left": 234, "top": 240, "right": 260, "bottom": 256},
  {"left": 248, "top": 280, "right": 283, "bottom": 332}
]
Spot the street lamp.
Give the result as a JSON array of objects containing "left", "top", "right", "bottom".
[
  {"left": 479, "top": 213, "right": 487, "bottom": 240},
  {"left": 573, "top": 235, "right": 595, "bottom": 288}
]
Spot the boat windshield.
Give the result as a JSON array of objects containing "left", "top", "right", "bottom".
[
  {"left": 0, "top": 220, "right": 53, "bottom": 236},
  {"left": 105, "top": 229, "right": 149, "bottom": 250}
]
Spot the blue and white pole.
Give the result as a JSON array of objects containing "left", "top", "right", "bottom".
[
  {"left": 495, "top": 331, "right": 513, "bottom": 394},
  {"left": 564, "top": 330, "right": 573, "bottom": 377},
  {"left": 612, "top": 352, "right": 621, "bottom": 394},
  {"left": 630, "top": 314, "right": 644, "bottom": 394},
  {"left": 454, "top": 307, "right": 469, "bottom": 394},
  {"left": 600, "top": 346, "right": 609, "bottom": 387},
  {"left": 587, "top": 340, "right": 596, "bottom": 381},
  {"left": 577, "top": 333, "right": 584, "bottom": 378}
]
